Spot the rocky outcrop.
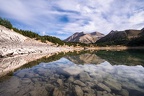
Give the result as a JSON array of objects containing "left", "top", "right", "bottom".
[{"left": 64, "top": 32, "right": 104, "bottom": 44}]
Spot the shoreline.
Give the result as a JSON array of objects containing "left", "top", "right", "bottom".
[
  {"left": 85, "top": 46, "right": 144, "bottom": 50},
  {"left": 0, "top": 46, "right": 144, "bottom": 78},
  {"left": 0, "top": 47, "right": 83, "bottom": 78}
]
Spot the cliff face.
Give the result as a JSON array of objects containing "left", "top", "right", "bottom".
[{"left": 64, "top": 32, "right": 105, "bottom": 44}]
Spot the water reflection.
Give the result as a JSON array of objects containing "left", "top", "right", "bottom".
[
  {"left": 65, "top": 53, "right": 105, "bottom": 64},
  {"left": 0, "top": 50, "right": 144, "bottom": 96}
]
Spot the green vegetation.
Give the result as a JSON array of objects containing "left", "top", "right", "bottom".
[
  {"left": 12, "top": 27, "right": 65, "bottom": 45},
  {"left": 0, "top": 17, "right": 12, "bottom": 29},
  {"left": 12, "top": 28, "right": 39, "bottom": 38},
  {"left": 127, "top": 35, "right": 144, "bottom": 46},
  {"left": 96, "top": 39, "right": 129, "bottom": 46},
  {"left": 95, "top": 31, "right": 129, "bottom": 46}
]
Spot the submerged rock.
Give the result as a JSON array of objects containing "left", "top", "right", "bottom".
[
  {"left": 16, "top": 72, "right": 26, "bottom": 78},
  {"left": 79, "top": 72, "right": 91, "bottom": 81},
  {"left": 74, "top": 85, "right": 83, "bottom": 96},
  {"left": 97, "top": 83, "right": 111, "bottom": 92},
  {"left": 119, "top": 89, "right": 129, "bottom": 96},
  {"left": 73, "top": 80, "right": 86, "bottom": 87},
  {"left": 53, "top": 88, "right": 63, "bottom": 96},
  {"left": 104, "top": 80, "right": 122, "bottom": 91},
  {"left": 22, "top": 78, "right": 32, "bottom": 84},
  {"left": 29, "top": 87, "right": 48, "bottom": 96},
  {"left": 67, "top": 76, "right": 74, "bottom": 82},
  {"left": 57, "top": 79, "right": 63, "bottom": 86}
]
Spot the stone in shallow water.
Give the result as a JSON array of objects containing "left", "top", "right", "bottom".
[
  {"left": 74, "top": 85, "right": 83, "bottom": 96},
  {"left": 29, "top": 87, "right": 48, "bottom": 96},
  {"left": 97, "top": 91, "right": 103, "bottom": 96},
  {"left": 16, "top": 72, "right": 26, "bottom": 78},
  {"left": 25, "top": 72, "right": 36, "bottom": 78},
  {"left": 53, "top": 88, "right": 63, "bottom": 96},
  {"left": 84, "top": 93, "right": 95, "bottom": 96},
  {"left": 104, "top": 80, "right": 122, "bottom": 91},
  {"left": 57, "top": 79, "right": 63, "bottom": 86},
  {"left": 9, "top": 76, "right": 20, "bottom": 89},
  {"left": 45, "top": 84, "right": 55, "bottom": 92},
  {"left": 73, "top": 80, "right": 86, "bottom": 87},
  {"left": 79, "top": 72, "right": 91, "bottom": 81},
  {"left": 86, "top": 82, "right": 95, "bottom": 87},
  {"left": 22, "top": 78, "right": 32, "bottom": 84},
  {"left": 97, "top": 83, "right": 111, "bottom": 92},
  {"left": 82, "top": 87, "right": 95, "bottom": 95},
  {"left": 67, "top": 76, "right": 74, "bottom": 82},
  {"left": 119, "top": 89, "right": 129, "bottom": 96}
]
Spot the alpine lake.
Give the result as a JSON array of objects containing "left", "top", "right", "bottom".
[{"left": 0, "top": 49, "right": 144, "bottom": 96}]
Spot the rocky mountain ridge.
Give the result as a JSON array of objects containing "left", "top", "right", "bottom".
[
  {"left": 64, "top": 32, "right": 105, "bottom": 44},
  {"left": 96, "top": 28, "right": 143, "bottom": 46}
]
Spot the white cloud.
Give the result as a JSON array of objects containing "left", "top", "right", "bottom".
[{"left": 0, "top": 0, "right": 144, "bottom": 39}]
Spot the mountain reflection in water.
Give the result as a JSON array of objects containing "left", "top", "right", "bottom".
[{"left": 0, "top": 50, "right": 144, "bottom": 96}]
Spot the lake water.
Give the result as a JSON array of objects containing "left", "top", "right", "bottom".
[{"left": 0, "top": 50, "right": 144, "bottom": 96}]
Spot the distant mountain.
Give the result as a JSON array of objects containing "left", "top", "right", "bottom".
[
  {"left": 64, "top": 32, "right": 105, "bottom": 44},
  {"left": 96, "top": 29, "right": 142, "bottom": 46}
]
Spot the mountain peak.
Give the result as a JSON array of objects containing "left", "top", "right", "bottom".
[{"left": 64, "top": 31, "right": 105, "bottom": 44}]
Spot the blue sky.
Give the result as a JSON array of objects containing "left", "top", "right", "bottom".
[{"left": 0, "top": 0, "right": 144, "bottom": 40}]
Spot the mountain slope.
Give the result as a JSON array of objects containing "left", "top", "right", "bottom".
[
  {"left": 96, "top": 29, "right": 142, "bottom": 46},
  {"left": 64, "top": 32, "right": 104, "bottom": 44},
  {"left": 127, "top": 28, "right": 144, "bottom": 46},
  {"left": 0, "top": 25, "right": 26, "bottom": 44}
]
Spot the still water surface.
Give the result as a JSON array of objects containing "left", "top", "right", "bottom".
[{"left": 0, "top": 50, "right": 144, "bottom": 96}]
